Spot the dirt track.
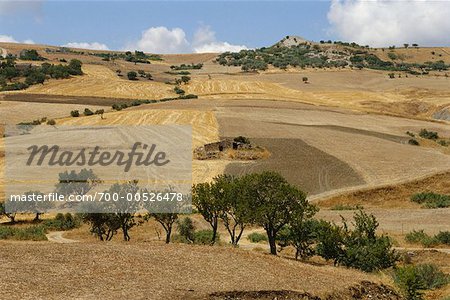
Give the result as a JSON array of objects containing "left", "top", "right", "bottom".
[{"left": 45, "top": 231, "right": 77, "bottom": 243}]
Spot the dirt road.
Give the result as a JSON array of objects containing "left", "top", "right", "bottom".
[{"left": 45, "top": 231, "right": 77, "bottom": 243}]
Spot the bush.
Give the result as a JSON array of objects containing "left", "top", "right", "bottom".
[
  {"left": 83, "top": 108, "right": 94, "bottom": 116},
  {"left": 408, "top": 139, "right": 419, "bottom": 146},
  {"left": 179, "top": 94, "right": 198, "bottom": 99},
  {"left": 316, "top": 211, "right": 398, "bottom": 272},
  {"left": 419, "top": 129, "right": 439, "bottom": 140},
  {"left": 70, "top": 110, "right": 80, "bottom": 117},
  {"left": 0, "top": 225, "right": 47, "bottom": 241},
  {"left": 405, "top": 230, "right": 438, "bottom": 247},
  {"left": 127, "top": 71, "right": 138, "bottom": 80},
  {"left": 176, "top": 217, "right": 195, "bottom": 243},
  {"left": 193, "top": 230, "right": 220, "bottom": 245},
  {"left": 394, "top": 265, "right": 425, "bottom": 300},
  {"left": 414, "top": 264, "right": 449, "bottom": 289},
  {"left": 247, "top": 232, "right": 268, "bottom": 243},
  {"left": 42, "top": 213, "right": 80, "bottom": 231},
  {"left": 410, "top": 192, "right": 450, "bottom": 208},
  {"left": 46, "top": 119, "right": 56, "bottom": 125},
  {"left": 435, "top": 231, "right": 450, "bottom": 245},
  {"left": 174, "top": 86, "right": 185, "bottom": 95}
]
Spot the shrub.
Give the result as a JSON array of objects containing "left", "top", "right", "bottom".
[
  {"left": 19, "top": 49, "right": 45, "bottom": 61},
  {"left": 414, "top": 264, "right": 449, "bottom": 289},
  {"left": 405, "top": 230, "right": 438, "bottom": 247},
  {"left": 435, "top": 231, "right": 450, "bottom": 245},
  {"left": 174, "top": 86, "right": 185, "bottom": 95},
  {"left": 410, "top": 192, "right": 450, "bottom": 208},
  {"left": 46, "top": 119, "right": 56, "bottom": 125},
  {"left": 179, "top": 94, "right": 198, "bottom": 99},
  {"left": 176, "top": 217, "right": 195, "bottom": 243},
  {"left": 83, "top": 108, "right": 94, "bottom": 116},
  {"left": 0, "top": 225, "right": 47, "bottom": 241},
  {"left": 408, "top": 139, "right": 419, "bottom": 146},
  {"left": 247, "top": 232, "right": 268, "bottom": 243},
  {"left": 70, "top": 110, "right": 80, "bottom": 117},
  {"left": 388, "top": 52, "right": 398, "bottom": 60},
  {"left": 419, "top": 129, "right": 439, "bottom": 140},
  {"left": 389, "top": 73, "right": 395, "bottom": 79},
  {"left": 316, "top": 211, "right": 398, "bottom": 272},
  {"left": 127, "top": 71, "right": 138, "bottom": 80},
  {"left": 394, "top": 265, "right": 425, "bottom": 300},
  {"left": 302, "top": 77, "right": 308, "bottom": 83},
  {"left": 193, "top": 230, "right": 220, "bottom": 245},
  {"left": 94, "top": 109, "right": 105, "bottom": 115},
  {"left": 438, "top": 140, "right": 449, "bottom": 147}
]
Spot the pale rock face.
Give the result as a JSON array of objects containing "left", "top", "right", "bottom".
[{"left": 274, "top": 35, "right": 314, "bottom": 48}]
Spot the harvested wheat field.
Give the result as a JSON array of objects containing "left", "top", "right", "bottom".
[
  {"left": 12, "top": 64, "right": 176, "bottom": 100},
  {"left": 0, "top": 241, "right": 385, "bottom": 300}
]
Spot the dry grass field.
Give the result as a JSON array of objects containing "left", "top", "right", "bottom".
[{"left": 0, "top": 241, "right": 386, "bottom": 300}]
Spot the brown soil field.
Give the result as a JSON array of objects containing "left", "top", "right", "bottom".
[
  {"left": 225, "top": 138, "right": 364, "bottom": 195},
  {"left": 0, "top": 241, "right": 384, "bottom": 300}
]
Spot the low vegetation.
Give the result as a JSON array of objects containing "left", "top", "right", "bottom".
[
  {"left": 410, "top": 192, "right": 450, "bottom": 208},
  {"left": 0, "top": 54, "right": 83, "bottom": 91},
  {"left": 215, "top": 44, "right": 450, "bottom": 73},
  {"left": 405, "top": 230, "right": 450, "bottom": 247},
  {"left": 0, "top": 213, "right": 80, "bottom": 241},
  {"left": 394, "top": 264, "right": 449, "bottom": 300},
  {"left": 170, "top": 63, "right": 203, "bottom": 70}
]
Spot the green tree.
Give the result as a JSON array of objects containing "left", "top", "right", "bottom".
[
  {"left": 68, "top": 59, "right": 83, "bottom": 75},
  {"left": 127, "top": 71, "right": 138, "bottom": 80},
  {"left": 192, "top": 181, "right": 222, "bottom": 245},
  {"left": 278, "top": 218, "right": 319, "bottom": 260},
  {"left": 240, "top": 171, "right": 315, "bottom": 255},
  {"left": 181, "top": 75, "right": 191, "bottom": 84},
  {"left": 218, "top": 175, "right": 252, "bottom": 246}
]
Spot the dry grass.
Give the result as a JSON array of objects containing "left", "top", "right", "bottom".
[
  {"left": 317, "top": 172, "right": 450, "bottom": 209},
  {"left": 0, "top": 240, "right": 380, "bottom": 300}
]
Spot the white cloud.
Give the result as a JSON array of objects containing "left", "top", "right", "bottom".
[
  {"left": 125, "top": 25, "right": 248, "bottom": 54},
  {"left": 328, "top": 0, "right": 450, "bottom": 47},
  {"left": 62, "top": 42, "right": 109, "bottom": 51},
  {"left": 125, "top": 26, "right": 189, "bottom": 54},
  {"left": 192, "top": 25, "right": 248, "bottom": 53},
  {"left": 0, "top": 35, "right": 34, "bottom": 44}
]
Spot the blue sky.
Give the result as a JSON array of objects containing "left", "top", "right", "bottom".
[{"left": 1, "top": 1, "right": 449, "bottom": 53}]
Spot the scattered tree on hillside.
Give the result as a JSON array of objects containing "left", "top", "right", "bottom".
[
  {"left": 127, "top": 71, "right": 138, "bottom": 80},
  {"left": 239, "top": 171, "right": 316, "bottom": 255}
]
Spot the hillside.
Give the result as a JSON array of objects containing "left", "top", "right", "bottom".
[{"left": 0, "top": 241, "right": 397, "bottom": 300}]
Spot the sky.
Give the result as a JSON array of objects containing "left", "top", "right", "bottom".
[{"left": 1, "top": 0, "right": 450, "bottom": 54}]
